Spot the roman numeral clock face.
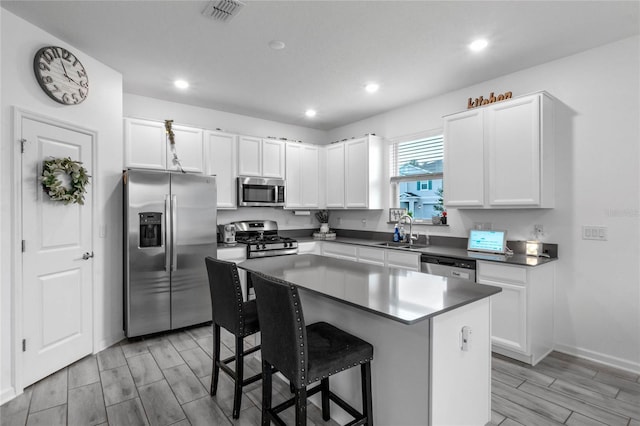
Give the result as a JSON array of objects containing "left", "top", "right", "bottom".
[{"left": 33, "top": 46, "right": 89, "bottom": 105}]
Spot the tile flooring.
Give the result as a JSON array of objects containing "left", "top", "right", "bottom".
[{"left": 1, "top": 323, "right": 638, "bottom": 426}]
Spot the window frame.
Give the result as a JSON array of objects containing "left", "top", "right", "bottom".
[{"left": 389, "top": 129, "right": 444, "bottom": 224}]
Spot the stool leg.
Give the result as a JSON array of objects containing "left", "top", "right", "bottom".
[
  {"left": 232, "top": 335, "right": 244, "bottom": 419},
  {"left": 361, "top": 362, "right": 373, "bottom": 426},
  {"left": 294, "top": 387, "right": 307, "bottom": 426},
  {"left": 261, "top": 360, "right": 272, "bottom": 426},
  {"left": 211, "top": 324, "right": 221, "bottom": 396},
  {"left": 321, "top": 377, "right": 330, "bottom": 421}
]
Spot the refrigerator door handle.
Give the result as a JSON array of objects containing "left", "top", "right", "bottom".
[
  {"left": 165, "top": 195, "right": 171, "bottom": 272},
  {"left": 171, "top": 194, "right": 178, "bottom": 271}
]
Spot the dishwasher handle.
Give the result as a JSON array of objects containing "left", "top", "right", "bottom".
[{"left": 420, "top": 255, "right": 476, "bottom": 270}]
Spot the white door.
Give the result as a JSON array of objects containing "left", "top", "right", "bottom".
[{"left": 21, "top": 117, "right": 94, "bottom": 387}]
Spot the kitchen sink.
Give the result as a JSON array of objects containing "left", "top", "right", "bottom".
[
  {"left": 375, "top": 242, "right": 430, "bottom": 250},
  {"left": 375, "top": 242, "right": 412, "bottom": 248}
]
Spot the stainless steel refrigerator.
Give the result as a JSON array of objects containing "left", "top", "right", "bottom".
[{"left": 123, "top": 169, "right": 217, "bottom": 337}]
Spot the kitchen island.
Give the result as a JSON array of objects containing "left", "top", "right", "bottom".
[{"left": 238, "top": 254, "right": 501, "bottom": 425}]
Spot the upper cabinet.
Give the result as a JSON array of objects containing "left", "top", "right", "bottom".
[
  {"left": 204, "top": 130, "right": 237, "bottom": 209},
  {"left": 124, "top": 118, "right": 204, "bottom": 173},
  {"left": 325, "top": 135, "right": 384, "bottom": 209},
  {"left": 238, "top": 136, "right": 285, "bottom": 178},
  {"left": 444, "top": 92, "right": 554, "bottom": 208},
  {"left": 325, "top": 143, "right": 346, "bottom": 208},
  {"left": 285, "top": 142, "right": 323, "bottom": 209}
]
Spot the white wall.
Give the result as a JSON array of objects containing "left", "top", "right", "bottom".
[
  {"left": 1, "top": 10, "right": 124, "bottom": 402},
  {"left": 124, "top": 94, "right": 329, "bottom": 230},
  {"left": 327, "top": 36, "right": 640, "bottom": 372}
]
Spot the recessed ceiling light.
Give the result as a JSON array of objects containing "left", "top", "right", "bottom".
[
  {"left": 365, "top": 83, "right": 380, "bottom": 93},
  {"left": 174, "top": 79, "right": 189, "bottom": 89},
  {"left": 305, "top": 109, "right": 317, "bottom": 118},
  {"left": 469, "top": 39, "right": 489, "bottom": 52},
  {"left": 268, "top": 40, "right": 286, "bottom": 50}
]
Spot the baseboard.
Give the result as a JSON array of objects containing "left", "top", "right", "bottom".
[
  {"left": 1, "top": 386, "right": 17, "bottom": 406},
  {"left": 554, "top": 343, "right": 640, "bottom": 375},
  {"left": 95, "top": 331, "right": 125, "bottom": 354}
]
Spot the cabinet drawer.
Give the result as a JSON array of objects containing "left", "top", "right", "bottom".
[
  {"left": 477, "top": 261, "right": 527, "bottom": 285},
  {"left": 387, "top": 251, "right": 420, "bottom": 271},
  {"left": 357, "top": 247, "right": 385, "bottom": 265},
  {"left": 217, "top": 247, "right": 246, "bottom": 262},
  {"left": 322, "top": 242, "right": 357, "bottom": 259}
]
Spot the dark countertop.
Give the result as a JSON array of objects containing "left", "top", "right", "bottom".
[
  {"left": 238, "top": 254, "right": 502, "bottom": 325},
  {"left": 296, "top": 236, "right": 557, "bottom": 267}
]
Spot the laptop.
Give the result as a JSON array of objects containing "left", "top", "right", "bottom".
[{"left": 467, "top": 229, "right": 508, "bottom": 257}]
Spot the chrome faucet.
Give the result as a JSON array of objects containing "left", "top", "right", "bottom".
[{"left": 399, "top": 214, "right": 418, "bottom": 246}]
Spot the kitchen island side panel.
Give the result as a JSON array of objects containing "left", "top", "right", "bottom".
[{"left": 300, "top": 290, "right": 430, "bottom": 425}]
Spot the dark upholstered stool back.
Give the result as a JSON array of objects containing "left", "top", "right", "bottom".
[
  {"left": 250, "top": 272, "right": 308, "bottom": 388},
  {"left": 204, "top": 256, "right": 262, "bottom": 419},
  {"left": 205, "top": 257, "right": 247, "bottom": 336},
  {"left": 251, "top": 272, "right": 374, "bottom": 425}
]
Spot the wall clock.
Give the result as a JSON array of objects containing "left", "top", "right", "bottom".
[{"left": 33, "top": 46, "right": 89, "bottom": 105}]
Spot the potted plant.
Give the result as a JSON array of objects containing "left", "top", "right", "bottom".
[{"left": 315, "top": 210, "right": 330, "bottom": 233}]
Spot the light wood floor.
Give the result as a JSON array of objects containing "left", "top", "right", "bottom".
[{"left": 1, "top": 323, "right": 638, "bottom": 425}]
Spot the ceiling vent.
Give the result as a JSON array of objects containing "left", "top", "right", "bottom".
[{"left": 201, "top": 0, "right": 245, "bottom": 22}]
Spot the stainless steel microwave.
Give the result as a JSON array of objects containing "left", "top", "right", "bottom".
[{"left": 237, "top": 177, "right": 286, "bottom": 207}]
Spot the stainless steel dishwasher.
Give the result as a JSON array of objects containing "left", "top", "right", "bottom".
[{"left": 420, "top": 254, "right": 477, "bottom": 282}]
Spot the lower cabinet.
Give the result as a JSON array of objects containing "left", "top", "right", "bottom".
[
  {"left": 321, "top": 242, "right": 420, "bottom": 271},
  {"left": 321, "top": 242, "right": 358, "bottom": 261},
  {"left": 298, "top": 241, "right": 321, "bottom": 255},
  {"left": 477, "top": 261, "right": 554, "bottom": 365}
]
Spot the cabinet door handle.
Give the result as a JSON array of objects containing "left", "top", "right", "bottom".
[{"left": 82, "top": 251, "right": 94, "bottom": 260}]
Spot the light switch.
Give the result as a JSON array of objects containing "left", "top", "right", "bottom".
[{"left": 582, "top": 226, "right": 607, "bottom": 241}]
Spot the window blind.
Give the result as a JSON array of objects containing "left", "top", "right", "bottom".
[{"left": 389, "top": 134, "right": 444, "bottom": 183}]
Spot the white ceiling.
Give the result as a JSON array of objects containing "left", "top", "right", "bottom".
[{"left": 3, "top": 1, "right": 639, "bottom": 130}]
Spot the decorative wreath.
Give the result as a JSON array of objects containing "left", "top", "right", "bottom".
[{"left": 41, "top": 157, "right": 90, "bottom": 205}]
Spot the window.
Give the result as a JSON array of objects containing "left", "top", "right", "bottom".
[{"left": 390, "top": 132, "right": 444, "bottom": 221}]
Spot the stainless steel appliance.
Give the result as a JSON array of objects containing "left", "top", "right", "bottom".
[
  {"left": 123, "top": 169, "right": 217, "bottom": 337},
  {"left": 233, "top": 220, "right": 298, "bottom": 258},
  {"left": 237, "top": 177, "right": 285, "bottom": 207},
  {"left": 219, "top": 223, "right": 236, "bottom": 244},
  {"left": 420, "top": 254, "right": 476, "bottom": 282}
]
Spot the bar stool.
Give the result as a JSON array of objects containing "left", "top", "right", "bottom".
[
  {"left": 251, "top": 272, "right": 374, "bottom": 426},
  {"left": 205, "top": 257, "right": 262, "bottom": 419}
]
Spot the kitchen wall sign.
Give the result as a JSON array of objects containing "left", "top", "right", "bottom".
[
  {"left": 33, "top": 46, "right": 89, "bottom": 105},
  {"left": 467, "top": 91, "right": 512, "bottom": 109}
]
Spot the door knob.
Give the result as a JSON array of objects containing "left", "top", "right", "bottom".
[{"left": 82, "top": 251, "right": 94, "bottom": 260}]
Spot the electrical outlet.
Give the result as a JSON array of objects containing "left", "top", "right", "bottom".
[
  {"left": 582, "top": 226, "right": 607, "bottom": 241},
  {"left": 534, "top": 224, "right": 544, "bottom": 235}
]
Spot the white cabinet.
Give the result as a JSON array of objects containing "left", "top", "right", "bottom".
[
  {"left": 321, "top": 242, "right": 358, "bottom": 261},
  {"left": 324, "top": 135, "right": 384, "bottom": 209},
  {"left": 124, "top": 118, "right": 166, "bottom": 170},
  {"left": 477, "top": 260, "right": 555, "bottom": 365},
  {"left": 238, "top": 136, "right": 285, "bottom": 178},
  {"left": 442, "top": 110, "right": 484, "bottom": 207},
  {"left": 297, "top": 241, "right": 321, "bottom": 255},
  {"left": 204, "top": 130, "right": 237, "bottom": 209},
  {"left": 320, "top": 242, "right": 420, "bottom": 271},
  {"left": 387, "top": 250, "right": 420, "bottom": 271},
  {"left": 124, "top": 118, "right": 204, "bottom": 173},
  {"left": 357, "top": 246, "right": 386, "bottom": 266},
  {"left": 444, "top": 92, "right": 554, "bottom": 208},
  {"left": 325, "top": 143, "right": 345, "bottom": 208},
  {"left": 285, "top": 143, "right": 322, "bottom": 209}
]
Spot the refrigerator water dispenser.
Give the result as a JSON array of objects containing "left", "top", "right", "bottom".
[{"left": 139, "top": 212, "right": 162, "bottom": 247}]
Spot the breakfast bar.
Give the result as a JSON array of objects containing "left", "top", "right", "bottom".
[{"left": 239, "top": 254, "right": 501, "bottom": 425}]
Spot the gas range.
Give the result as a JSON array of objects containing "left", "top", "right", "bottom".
[{"left": 232, "top": 220, "right": 299, "bottom": 258}]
